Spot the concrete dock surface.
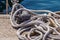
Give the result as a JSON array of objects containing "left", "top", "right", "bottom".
[{"left": 0, "top": 14, "right": 19, "bottom": 40}]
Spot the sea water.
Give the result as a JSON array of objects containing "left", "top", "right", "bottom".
[{"left": 21, "top": 0, "right": 60, "bottom": 12}]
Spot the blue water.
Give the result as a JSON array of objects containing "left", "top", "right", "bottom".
[{"left": 21, "top": 0, "right": 60, "bottom": 11}]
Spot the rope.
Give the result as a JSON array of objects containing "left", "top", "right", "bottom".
[{"left": 10, "top": 3, "right": 60, "bottom": 40}]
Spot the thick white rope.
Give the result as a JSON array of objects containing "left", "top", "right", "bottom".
[{"left": 10, "top": 3, "right": 60, "bottom": 40}]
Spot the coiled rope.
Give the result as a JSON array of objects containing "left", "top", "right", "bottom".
[{"left": 10, "top": 3, "right": 60, "bottom": 40}]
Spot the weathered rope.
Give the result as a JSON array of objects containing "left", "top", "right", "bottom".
[{"left": 10, "top": 3, "right": 60, "bottom": 40}]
